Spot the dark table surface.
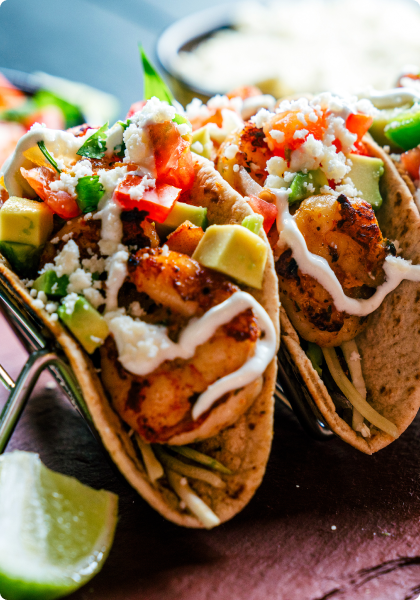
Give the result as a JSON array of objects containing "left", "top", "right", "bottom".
[{"left": 2, "top": 1, "right": 420, "bottom": 599}]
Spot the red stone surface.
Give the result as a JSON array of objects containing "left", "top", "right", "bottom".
[{"left": 1, "top": 312, "right": 420, "bottom": 600}]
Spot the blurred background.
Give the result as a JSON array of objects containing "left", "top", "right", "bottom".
[{"left": 3, "top": 0, "right": 420, "bottom": 122}]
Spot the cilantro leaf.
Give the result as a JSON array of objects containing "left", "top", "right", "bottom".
[
  {"left": 140, "top": 45, "right": 174, "bottom": 104},
  {"left": 37, "top": 141, "right": 61, "bottom": 174},
  {"left": 76, "top": 122, "right": 109, "bottom": 159},
  {"left": 113, "top": 119, "right": 131, "bottom": 159},
  {"left": 75, "top": 175, "right": 105, "bottom": 213}
]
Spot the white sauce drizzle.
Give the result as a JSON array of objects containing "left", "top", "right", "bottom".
[
  {"left": 359, "top": 88, "right": 420, "bottom": 109},
  {"left": 0, "top": 125, "right": 94, "bottom": 198},
  {"left": 273, "top": 188, "right": 420, "bottom": 316},
  {"left": 106, "top": 291, "right": 276, "bottom": 420}
]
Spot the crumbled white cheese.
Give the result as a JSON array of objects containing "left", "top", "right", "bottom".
[
  {"left": 293, "top": 129, "right": 308, "bottom": 140},
  {"left": 128, "top": 175, "right": 156, "bottom": 201},
  {"left": 270, "top": 130, "right": 285, "bottom": 144},
  {"left": 83, "top": 286, "right": 104, "bottom": 309},
  {"left": 41, "top": 239, "right": 80, "bottom": 277},
  {"left": 105, "top": 245, "right": 129, "bottom": 312},
  {"left": 37, "top": 291, "right": 47, "bottom": 304},
  {"left": 266, "top": 156, "right": 287, "bottom": 178},
  {"left": 233, "top": 164, "right": 240, "bottom": 173},
  {"left": 45, "top": 301, "right": 58, "bottom": 314},
  {"left": 32, "top": 298, "right": 45, "bottom": 310},
  {"left": 81, "top": 254, "right": 106, "bottom": 275},
  {"left": 349, "top": 351, "right": 361, "bottom": 361},
  {"left": 49, "top": 160, "right": 93, "bottom": 198},
  {"left": 251, "top": 108, "right": 272, "bottom": 129},
  {"left": 283, "top": 171, "right": 295, "bottom": 183},
  {"left": 50, "top": 313, "right": 58, "bottom": 322},
  {"left": 30, "top": 288, "right": 38, "bottom": 298},
  {"left": 224, "top": 143, "right": 239, "bottom": 160},
  {"left": 176, "top": 122, "right": 191, "bottom": 137},
  {"left": 67, "top": 268, "right": 92, "bottom": 294},
  {"left": 161, "top": 244, "right": 170, "bottom": 257},
  {"left": 97, "top": 165, "right": 127, "bottom": 207},
  {"left": 61, "top": 292, "right": 79, "bottom": 315}
]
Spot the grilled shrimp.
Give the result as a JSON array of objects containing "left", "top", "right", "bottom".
[
  {"left": 216, "top": 122, "right": 272, "bottom": 189},
  {"left": 100, "top": 247, "right": 261, "bottom": 443},
  {"left": 277, "top": 194, "right": 394, "bottom": 347}
]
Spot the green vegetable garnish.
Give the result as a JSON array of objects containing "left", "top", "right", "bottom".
[
  {"left": 112, "top": 119, "right": 131, "bottom": 159},
  {"left": 76, "top": 122, "right": 109, "bottom": 159},
  {"left": 306, "top": 342, "right": 323, "bottom": 377},
  {"left": 241, "top": 214, "right": 264, "bottom": 235},
  {"left": 170, "top": 446, "right": 232, "bottom": 475},
  {"left": 384, "top": 104, "right": 420, "bottom": 151},
  {"left": 37, "top": 141, "right": 61, "bottom": 174},
  {"left": 140, "top": 45, "right": 173, "bottom": 104},
  {"left": 33, "top": 270, "right": 69, "bottom": 298},
  {"left": 75, "top": 175, "right": 105, "bottom": 213}
]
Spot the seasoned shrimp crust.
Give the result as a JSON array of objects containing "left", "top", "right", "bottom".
[
  {"left": 101, "top": 247, "right": 264, "bottom": 444},
  {"left": 277, "top": 194, "right": 394, "bottom": 347}
]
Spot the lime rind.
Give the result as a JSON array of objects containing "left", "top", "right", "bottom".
[{"left": 0, "top": 452, "right": 118, "bottom": 600}]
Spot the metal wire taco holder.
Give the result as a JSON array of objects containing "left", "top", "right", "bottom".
[{"left": 0, "top": 278, "right": 333, "bottom": 454}]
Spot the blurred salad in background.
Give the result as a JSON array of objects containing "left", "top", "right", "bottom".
[{"left": 0, "top": 71, "right": 119, "bottom": 168}]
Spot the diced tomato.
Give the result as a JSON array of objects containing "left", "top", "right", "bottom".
[
  {"left": 126, "top": 100, "right": 147, "bottom": 119},
  {"left": 263, "top": 110, "right": 327, "bottom": 158},
  {"left": 346, "top": 113, "right": 373, "bottom": 143},
  {"left": 20, "top": 166, "right": 81, "bottom": 219},
  {"left": 226, "top": 85, "right": 262, "bottom": 100},
  {"left": 247, "top": 195, "right": 278, "bottom": 233},
  {"left": 352, "top": 140, "right": 371, "bottom": 156},
  {"left": 148, "top": 121, "right": 195, "bottom": 191},
  {"left": 114, "top": 175, "right": 181, "bottom": 222},
  {"left": 401, "top": 147, "right": 420, "bottom": 181}
]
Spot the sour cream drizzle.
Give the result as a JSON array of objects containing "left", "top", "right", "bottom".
[
  {"left": 358, "top": 88, "right": 420, "bottom": 109},
  {"left": 274, "top": 189, "right": 420, "bottom": 317},
  {"left": 107, "top": 291, "right": 276, "bottom": 420},
  {"left": 0, "top": 125, "right": 94, "bottom": 198}
]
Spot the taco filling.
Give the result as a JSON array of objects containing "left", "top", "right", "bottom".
[
  {"left": 215, "top": 91, "right": 420, "bottom": 451},
  {"left": 0, "top": 96, "right": 278, "bottom": 526}
]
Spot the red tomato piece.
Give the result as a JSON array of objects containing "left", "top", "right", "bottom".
[
  {"left": 148, "top": 121, "right": 195, "bottom": 191},
  {"left": 247, "top": 195, "right": 278, "bottom": 233},
  {"left": 23, "top": 107, "right": 65, "bottom": 131},
  {"left": 114, "top": 175, "right": 181, "bottom": 222},
  {"left": 126, "top": 100, "right": 147, "bottom": 119},
  {"left": 226, "top": 85, "right": 262, "bottom": 100},
  {"left": 401, "top": 147, "right": 420, "bottom": 181},
  {"left": 263, "top": 110, "right": 328, "bottom": 158},
  {"left": 346, "top": 113, "right": 373, "bottom": 143},
  {"left": 20, "top": 166, "right": 81, "bottom": 219}
]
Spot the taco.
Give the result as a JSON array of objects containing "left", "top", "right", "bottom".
[
  {"left": 0, "top": 94, "right": 279, "bottom": 528},
  {"left": 214, "top": 91, "right": 420, "bottom": 454}
]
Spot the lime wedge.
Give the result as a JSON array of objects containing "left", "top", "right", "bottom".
[{"left": 0, "top": 451, "right": 118, "bottom": 600}]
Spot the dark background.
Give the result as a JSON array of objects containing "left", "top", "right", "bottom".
[{"left": 2, "top": 1, "right": 420, "bottom": 599}]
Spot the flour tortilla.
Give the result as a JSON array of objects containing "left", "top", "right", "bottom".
[
  {"left": 0, "top": 156, "right": 279, "bottom": 526},
  {"left": 238, "top": 135, "right": 420, "bottom": 454}
]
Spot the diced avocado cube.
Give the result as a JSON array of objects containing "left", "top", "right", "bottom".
[
  {"left": 0, "top": 241, "right": 43, "bottom": 277},
  {"left": 160, "top": 201, "right": 208, "bottom": 233},
  {"left": 347, "top": 154, "right": 384, "bottom": 209},
  {"left": 384, "top": 104, "right": 420, "bottom": 151},
  {"left": 288, "top": 169, "right": 328, "bottom": 204},
  {"left": 369, "top": 108, "right": 405, "bottom": 151},
  {"left": 33, "top": 270, "right": 69, "bottom": 298},
  {"left": 58, "top": 295, "right": 108, "bottom": 354},
  {"left": 192, "top": 224, "right": 267, "bottom": 289},
  {"left": 191, "top": 126, "right": 213, "bottom": 159},
  {"left": 0, "top": 197, "right": 53, "bottom": 246},
  {"left": 242, "top": 214, "right": 264, "bottom": 235}
]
